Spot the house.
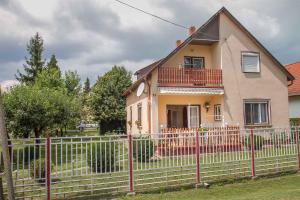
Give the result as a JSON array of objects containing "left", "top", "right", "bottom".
[
  {"left": 0, "top": 80, "right": 20, "bottom": 93},
  {"left": 124, "top": 7, "right": 294, "bottom": 135},
  {"left": 286, "top": 61, "right": 300, "bottom": 124}
]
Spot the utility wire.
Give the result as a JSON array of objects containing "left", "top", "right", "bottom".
[{"left": 114, "top": 0, "right": 189, "bottom": 29}]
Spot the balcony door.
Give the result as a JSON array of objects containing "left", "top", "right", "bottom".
[{"left": 187, "top": 105, "right": 200, "bottom": 128}]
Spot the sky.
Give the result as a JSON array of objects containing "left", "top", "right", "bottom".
[{"left": 0, "top": 0, "right": 299, "bottom": 83}]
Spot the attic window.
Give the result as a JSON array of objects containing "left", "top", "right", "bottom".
[{"left": 241, "top": 52, "right": 260, "bottom": 73}]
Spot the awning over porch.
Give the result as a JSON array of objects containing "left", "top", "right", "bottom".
[{"left": 158, "top": 87, "right": 224, "bottom": 95}]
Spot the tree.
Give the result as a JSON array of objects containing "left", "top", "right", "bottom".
[
  {"left": 47, "top": 54, "right": 61, "bottom": 78},
  {"left": 64, "top": 70, "right": 81, "bottom": 96},
  {"left": 16, "top": 33, "right": 45, "bottom": 84},
  {"left": 3, "top": 85, "right": 80, "bottom": 138},
  {"left": 83, "top": 77, "right": 91, "bottom": 94},
  {"left": 35, "top": 67, "right": 64, "bottom": 90},
  {"left": 91, "top": 66, "right": 132, "bottom": 134}
]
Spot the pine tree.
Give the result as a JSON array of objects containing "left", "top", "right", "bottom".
[
  {"left": 16, "top": 32, "right": 45, "bottom": 84},
  {"left": 47, "top": 54, "right": 61, "bottom": 77},
  {"left": 83, "top": 77, "right": 91, "bottom": 94}
]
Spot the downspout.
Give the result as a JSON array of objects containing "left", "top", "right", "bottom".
[{"left": 146, "top": 77, "right": 151, "bottom": 134}]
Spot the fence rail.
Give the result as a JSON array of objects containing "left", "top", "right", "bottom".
[{"left": 1, "top": 127, "right": 300, "bottom": 199}]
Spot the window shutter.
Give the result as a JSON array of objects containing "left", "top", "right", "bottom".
[{"left": 242, "top": 53, "right": 259, "bottom": 72}]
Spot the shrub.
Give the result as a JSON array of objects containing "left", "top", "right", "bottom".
[
  {"left": 87, "top": 141, "right": 117, "bottom": 173},
  {"left": 290, "top": 118, "right": 300, "bottom": 126},
  {"left": 133, "top": 137, "right": 154, "bottom": 162},
  {"left": 271, "top": 132, "right": 288, "bottom": 147},
  {"left": 30, "top": 158, "right": 53, "bottom": 183},
  {"left": 290, "top": 127, "right": 300, "bottom": 144},
  {"left": 243, "top": 134, "right": 264, "bottom": 150}
]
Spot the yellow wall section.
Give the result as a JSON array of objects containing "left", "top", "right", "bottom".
[{"left": 163, "top": 44, "right": 215, "bottom": 69}]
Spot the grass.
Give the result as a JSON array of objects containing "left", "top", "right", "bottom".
[{"left": 121, "top": 173, "right": 300, "bottom": 200}]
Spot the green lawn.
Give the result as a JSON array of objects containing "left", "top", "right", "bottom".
[{"left": 121, "top": 173, "right": 300, "bottom": 200}]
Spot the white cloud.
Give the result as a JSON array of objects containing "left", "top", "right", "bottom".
[
  {"left": 0, "top": 0, "right": 299, "bottom": 83},
  {"left": 236, "top": 8, "right": 280, "bottom": 39}
]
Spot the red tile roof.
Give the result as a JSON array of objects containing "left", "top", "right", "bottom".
[{"left": 286, "top": 62, "right": 300, "bottom": 96}]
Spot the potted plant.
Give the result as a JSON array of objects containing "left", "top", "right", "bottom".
[{"left": 128, "top": 120, "right": 132, "bottom": 129}]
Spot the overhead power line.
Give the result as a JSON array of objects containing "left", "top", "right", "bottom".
[{"left": 114, "top": 0, "right": 188, "bottom": 29}]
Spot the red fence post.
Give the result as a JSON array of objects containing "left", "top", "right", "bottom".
[
  {"left": 195, "top": 131, "right": 201, "bottom": 187},
  {"left": 127, "top": 133, "right": 135, "bottom": 195},
  {"left": 46, "top": 136, "right": 51, "bottom": 200},
  {"left": 250, "top": 129, "right": 256, "bottom": 178},
  {"left": 296, "top": 127, "right": 300, "bottom": 172}
]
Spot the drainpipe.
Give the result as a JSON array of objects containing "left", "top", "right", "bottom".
[{"left": 146, "top": 77, "right": 151, "bottom": 134}]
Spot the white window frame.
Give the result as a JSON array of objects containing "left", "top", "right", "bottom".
[
  {"left": 214, "top": 104, "right": 222, "bottom": 121},
  {"left": 244, "top": 100, "right": 270, "bottom": 126},
  {"left": 187, "top": 105, "right": 200, "bottom": 128},
  {"left": 241, "top": 52, "right": 260, "bottom": 73},
  {"left": 137, "top": 103, "right": 142, "bottom": 126}
]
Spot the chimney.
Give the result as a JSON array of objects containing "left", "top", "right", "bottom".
[
  {"left": 188, "top": 26, "right": 196, "bottom": 36},
  {"left": 176, "top": 40, "right": 181, "bottom": 48}
]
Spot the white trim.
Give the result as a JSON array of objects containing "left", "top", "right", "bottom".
[
  {"left": 158, "top": 87, "right": 224, "bottom": 95},
  {"left": 241, "top": 52, "right": 260, "bottom": 73}
]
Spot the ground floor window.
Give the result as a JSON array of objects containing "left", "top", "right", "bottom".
[
  {"left": 244, "top": 100, "right": 270, "bottom": 125},
  {"left": 137, "top": 103, "right": 142, "bottom": 127},
  {"left": 167, "top": 105, "right": 200, "bottom": 128},
  {"left": 214, "top": 104, "right": 221, "bottom": 121}
]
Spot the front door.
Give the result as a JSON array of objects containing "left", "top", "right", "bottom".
[{"left": 187, "top": 105, "right": 200, "bottom": 128}]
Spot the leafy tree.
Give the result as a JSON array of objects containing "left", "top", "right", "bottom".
[
  {"left": 91, "top": 66, "right": 132, "bottom": 134},
  {"left": 16, "top": 33, "right": 45, "bottom": 84},
  {"left": 83, "top": 77, "right": 91, "bottom": 94},
  {"left": 35, "top": 67, "right": 64, "bottom": 90},
  {"left": 46, "top": 54, "right": 61, "bottom": 78},
  {"left": 64, "top": 70, "right": 81, "bottom": 96},
  {"left": 3, "top": 85, "right": 80, "bottom": 138}
]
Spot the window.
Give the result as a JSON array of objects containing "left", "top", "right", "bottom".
[
  {"left": 241, "top": 52, "right": 260, "bottom": 73},
  {"left": 184, "top": 56, "right": 205, "bottom": 68},
  {"left": 214, "top": 104, "right": 222, "bottom": 121},
  {"left": 244, "top": 100, "right": 270, "bottom": 125},
  {"left": 137, "top": 103, "right": 142, "bottom": 126},
  {"left": 130, "top": 106, "right": 132, "bottom": 122}
]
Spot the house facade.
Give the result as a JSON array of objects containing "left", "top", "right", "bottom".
[
  {"left": 286, "top": 62, "right": 300, "bottom": 122},
  {"left": 124, "top": 7, "right": 293, "bottom": 134}
]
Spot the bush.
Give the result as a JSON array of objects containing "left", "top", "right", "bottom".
[
  {"left": 133, "top": 137, "right": 154, "bottom": 162},
  {"left": 87, "top": 142, "right": 117, "bottom": 173},
  {"left": 290, "top": 118, "right": 300, "bottom": 126},
  {"left": 30, "top": 158, "right": 53, "bottom": 183},
  {"left": 243, "top": 134, "right": 264, "bottom": 150},
  {"left": 290, "top": 127, "right": 300, "bottom": 143}
]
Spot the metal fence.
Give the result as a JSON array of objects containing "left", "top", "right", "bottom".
[{"left": 1, "top": 127, "right": 300, "bottom": 199}]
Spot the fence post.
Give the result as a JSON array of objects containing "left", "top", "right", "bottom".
[
  {"left": 250, "top": 129, "right": 256, "bottom": 178},
  {"left": 127, "top": 133, "right": 135, "bottom": 195},
  {"left": 0, "top": 87, "right": 15, "bottom": 200},
  {"left": 296, "top": 127, "right": 300, "bottom": 172},
  {"left": 46, "top": 136, "right": 51, "bottom": 200},
  {"left": 195, "top": 130, "right": 201, "bottom": 188}
]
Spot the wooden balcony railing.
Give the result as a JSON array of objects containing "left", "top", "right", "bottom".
[{"left": 158, "top": 67, "right": 223, "bottom": 87}]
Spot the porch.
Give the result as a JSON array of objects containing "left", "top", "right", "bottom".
[
  {"left": 156, "top": 126, "right": 241, "bottom": 156},
  {"left": 158, "top": 67, "right": 223, "bottom": 88},
  {"left": 157, "top": 95, "right": 225, "bottom": 132}
]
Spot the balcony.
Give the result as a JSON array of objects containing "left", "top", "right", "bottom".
[{"left": 158, "top": 67, "right": 223, "bottom": 88}]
